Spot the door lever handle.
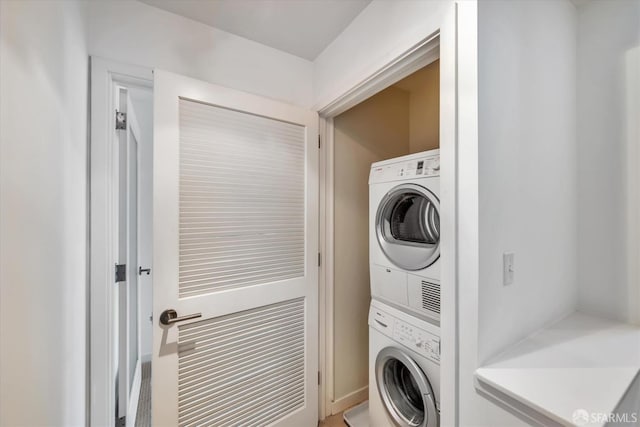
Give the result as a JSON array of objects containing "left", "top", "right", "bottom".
[
  {"left": 159, "top": 309, "right": 202, "bottom": 325},
  {"left": 139, "top": 266, "right": 151, "bottom": 276}
]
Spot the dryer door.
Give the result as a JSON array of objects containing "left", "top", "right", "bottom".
[
  {"left": 376, "top": 183, "right": 440, "bottom": 271},
  {"left": 375, "top": 347, "right": 438, "bottom": 427}
]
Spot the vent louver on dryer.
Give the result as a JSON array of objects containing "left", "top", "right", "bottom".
[{"left": 421, "top": 280, "right": 440, "bottom": 316}]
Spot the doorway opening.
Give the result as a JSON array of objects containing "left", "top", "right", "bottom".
[
  {"left": 115, "top": 85, "right": 154, "bottom": 427},
  {"left": 333, "top": 58, "right": 440, "bottom": 415},
  {"left": 90, "top": 58, "right": 154, "bottom": 427},
  {"left": 318, "top": 28, "right": 457, "bottom": 424}
]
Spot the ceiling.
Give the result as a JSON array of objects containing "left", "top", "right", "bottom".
[{"left": 139, "top": 0, "right": 372, "bottom": 60}]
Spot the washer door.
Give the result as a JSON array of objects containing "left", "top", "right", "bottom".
[
  {"left": 376, "top": 183, "right": 440, "bottom": 271},
  {"left": 376, "top": 347, "right": 439, "bottom": 427}
]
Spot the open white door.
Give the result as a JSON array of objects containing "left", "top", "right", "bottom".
[
  {"left": 152, "top": 70, "right": 319, "bottom": 426},
  {"left": 116, "top": 88, "right": 143, "bottom": 427}
]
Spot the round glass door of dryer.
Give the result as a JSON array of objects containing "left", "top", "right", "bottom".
[
  {"left": 375, "top": 347, "right": 438, "bottom": 427},
  {"left": 375, "top": 183, "right": 440, "bottom": 271}
]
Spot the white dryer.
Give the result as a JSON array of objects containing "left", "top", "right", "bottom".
[
  {"left": 369, "top": 299, "right": 440, "bottom": 427},
  {"left": 369, "top": 150, "right": 440, "bottom": 322}
]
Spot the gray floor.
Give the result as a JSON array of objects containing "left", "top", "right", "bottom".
[{"left": 135, "top": 362, "right": 151, "bottom": 427}]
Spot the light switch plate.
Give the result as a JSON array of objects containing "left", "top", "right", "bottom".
[{"left": 503, "top": 252, "right": 515, "bottom": 286}]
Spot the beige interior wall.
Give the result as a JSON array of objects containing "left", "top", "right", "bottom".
[
  {"left": 394, "top": 59, "right": 440, "bottom": 153},
  {"left": 333, "top": 87, "right": 410, "bottom": 401}
]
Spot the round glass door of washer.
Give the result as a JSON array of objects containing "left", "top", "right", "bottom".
[
  {"left": 375, "top": 183, "right": 440, "bottom": 271},
  {"left": 375, "top": 347, "right": 438, "bottom": 427}
]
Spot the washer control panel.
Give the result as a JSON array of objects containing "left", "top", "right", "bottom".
[
  {"left": 371, "top": 307, "right": 441, "bottom": 364},
  {"left": 393, "top": 321, "right": 441, "bottom": 363}
]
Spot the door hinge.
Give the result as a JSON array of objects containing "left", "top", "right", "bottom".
[
  {"left": 115, "top": 110, "right": 127, "bottom": 130},
  {"left": 115, "top": 263, "right": 126, "bottom": 283},
  {"left": 117, "top": 416, "right": 126, "bottom": 427},
  {"left": 318, "top": 252, "right": 321, "bottom": 267},
  {"left": 318, "top": 134, "right": 321, "bottom": 149},
  {"left": 318, "top": 371, "right": 321, "bottom": 385}
]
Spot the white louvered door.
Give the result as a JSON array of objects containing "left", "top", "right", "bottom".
[{"left": 153, "top": 70, "right": 318, "bottom": 427}]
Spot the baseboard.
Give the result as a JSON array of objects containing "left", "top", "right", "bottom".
[{"left": 331, "top": 386, "right": 369, "bottom": 415}]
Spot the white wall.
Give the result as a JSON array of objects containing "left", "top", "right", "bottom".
[
  {"left": 0, "top": 1, "right": 88, "bottom": 425},
  {"left": 456, "top": 2, "right": 527, "bottom": 426},
  {"left": 477, "top": 0, "right": 578, "bottom": 364},
  {"left": 86, "top": 0, "right": 314, "bottom": 108},
  {"left": 455, "top": 1, "right": 578, "bottom": 425},
  {"left": 576, "top": 0, "right": 640, "bottom": 323},
  {"left": 313, "top": 0, "right": 451, "bottom": 109}
]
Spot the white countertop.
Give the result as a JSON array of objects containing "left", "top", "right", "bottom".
[{"left": 475, "top": 312, "right": 640, "bottom": 427}]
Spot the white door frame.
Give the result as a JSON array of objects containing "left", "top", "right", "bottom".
[
  {"left": 90, "top": 56, "right": 153, "bottom": 427},
  {"left": 316, "top": 4, "right": 459, "bottom": 423}
]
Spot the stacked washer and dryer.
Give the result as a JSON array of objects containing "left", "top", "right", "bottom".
[{"left": 368, "top": 150, "right": 441, "bottom": 427}]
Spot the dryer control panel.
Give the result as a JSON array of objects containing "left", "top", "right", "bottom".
[
  {"left": 369, "top": 154, "right": 440, "bottom": 184},
  {"left": 414, "top": 157, "right": 440, "bottom": 177},
  {"left": 393, "top": 321, "right": 441, "bottom": 364}
]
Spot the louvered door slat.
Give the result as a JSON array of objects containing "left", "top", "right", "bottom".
[
  {"left": 177, "top": 299, "right": 306, "bottom": 427},
  {"left": 179, "top": 99, "right": 305, "bottom": 298}
]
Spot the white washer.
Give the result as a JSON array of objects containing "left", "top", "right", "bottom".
[
  {"left": 369, "top": 150, "right": 440, "bottom": 322},
  {"left": 369, "top": 299, "right": 440, "bottom": 427}
]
